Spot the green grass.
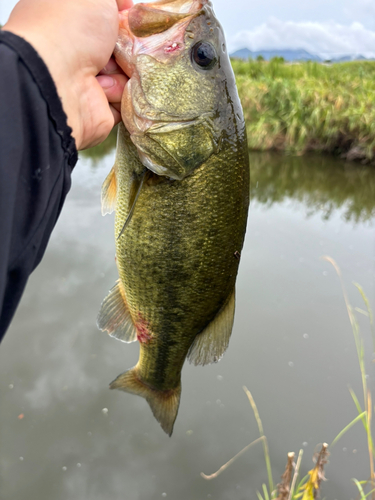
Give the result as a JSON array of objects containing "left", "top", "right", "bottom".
[
  {"left": 253, "top": 257, "right": 375, "bottom": 498},
  {"left": 83, "top": 59, "right": 375, "bottom": 165},
  {"left": 201, "top": 257, "right": 375, "bottom": 499},
  {"left": 233, "top": 59, "right": 375, "bottom": 163},
  {"left": 80, "top": 126, "right": 118, "bottom": 162}
]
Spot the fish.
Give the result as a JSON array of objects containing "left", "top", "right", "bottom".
[{"left": 97, "top": 0, "right": 249, "bottom": 436}]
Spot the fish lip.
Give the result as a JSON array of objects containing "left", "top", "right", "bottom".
[
  {"left": 131, "top": 0, "right": 207, "bottom": 16},
  {"left": 117, "top": 0, "right": 206, "bottom": 45}
]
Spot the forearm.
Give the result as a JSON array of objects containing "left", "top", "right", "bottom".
[{"left": 0, "top": 31, "right": 77, "bottom": 340}]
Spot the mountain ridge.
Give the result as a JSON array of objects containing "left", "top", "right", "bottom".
[{"left": 230, "top": 48, "right": 373, "bottom": 62}]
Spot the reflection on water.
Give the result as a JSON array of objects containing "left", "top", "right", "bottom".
[
  {"left": 251, "top": 152, "right": 375, "bottom": 223},
  {"left": 84, "top": 136, "right": 375, "bottom": 222},
  {"left": 1, "top": 144, "right": 375, "bottom": 499},
  {"left": 80, "top": 127, "right": 118, "bottom": 163}
]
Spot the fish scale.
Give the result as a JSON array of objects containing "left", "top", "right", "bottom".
[{"left": 97, "top": 0, "right": 249, "bottom": 435}]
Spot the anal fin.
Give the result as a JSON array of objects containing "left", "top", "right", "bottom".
[
  {"left": 101, "top": 166, "right": 117, "bottom": 215},
  {"left": 187, "top": 289, "right": 236, "bottom": 366},
  {"left": 110, "top": 366, "right": 181, "bottom": 436},
  {"left": 97, "top": 280, "right": 137, "bottom": 343}
]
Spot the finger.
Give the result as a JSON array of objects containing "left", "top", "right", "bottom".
[
  {"left": 97, "top": 73, "right": 128, "bottom": 103},
  {"left": 99, "top": 57, "right": 130, "bottom": 79},
  {"left": 99, "top": 57, "right": 122, "bottom": 75},
  {"left": 111, "top": 102, "right": 121, "bottom": 114},
  {"left": 116, "top": 0, "right": 133, "bottom": 11},
  {"left": 109, "top": 103, "right": 122, "bottom": 126}
]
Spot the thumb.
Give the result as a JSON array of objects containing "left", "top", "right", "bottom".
[{"left": 116, "top": 0, "right": 133, "bottom": 10}]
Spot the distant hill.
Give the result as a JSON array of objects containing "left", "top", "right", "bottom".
[
  {"left": 331, "top": 54, "right": 372, "bottom": 62},
  {"left": 230, "top": 48, "right": 322, "bottom": 62},
  {"left": 230, "top": 48, "right": 375, "bottom": 63}
]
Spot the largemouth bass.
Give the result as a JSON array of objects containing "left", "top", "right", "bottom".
[{"left": 98, "top": 0, "right": 249, "bottom": 435}]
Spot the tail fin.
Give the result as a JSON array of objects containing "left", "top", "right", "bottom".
[{"left": 110, "top": 367, "right": 181, "bottom": 436}]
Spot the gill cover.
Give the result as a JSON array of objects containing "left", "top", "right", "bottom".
[
  {"left": 115, "top": 0, "right": 222, "bottom": 180},
  {"left": 131, "top": 119, "right": 218, "bottom": 180}
]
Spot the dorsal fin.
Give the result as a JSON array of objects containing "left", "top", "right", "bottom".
[{"left": 187, "top": 289, "right": 236, "bottom": 366}]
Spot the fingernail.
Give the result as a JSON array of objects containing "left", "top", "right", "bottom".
[{"left": 98, "top": 75, "right": 115, "bottom": 89}]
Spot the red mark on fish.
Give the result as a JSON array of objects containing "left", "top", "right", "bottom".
[
  {"left": 165, "top": 42, "right": 181, "bottom": 53},
  {"left": 136, "top": 313, "right": 152, "bottom": 343}
]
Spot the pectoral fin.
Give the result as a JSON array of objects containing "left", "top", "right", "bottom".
[
  {"left": 187, "top": 289, "right": 236, "bottom": 366},
  {"left": 97, "top": 281, "right": 137, "bottom": 343},
  {"left": 110, "top": 366, "right": 181, "bottom": 436},
  {"left": 101, "top": 166, "right": 117, "bottom": 216}
]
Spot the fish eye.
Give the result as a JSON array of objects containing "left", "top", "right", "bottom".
[{"left": 191, "top": 42, "right": 217, "bottom": 70}]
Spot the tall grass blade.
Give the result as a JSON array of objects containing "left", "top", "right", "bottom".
[
  {"left": 349, "top": 387, "right": 365, "bottom": 420},
  {"left": 243, "top": 386, "right": 274, "bottom": 494},
  {"left": 200, "top": 436, "right": 265, "bottom": 480},
  {"left": 330, "top": 411, "right": 367, "bottom": 448},
  {"left": 367, "top": 391, "right": 375, "bottom": 499},
  {"left": 263, "top": 483, "right": 270, "bottom": 500},
  {"left": 323, "top": 256, "right": 375, "bottom": 493},
  {"left": 353, "top": 478, "right": 366, "bottom": 500},
  {"left": 354, "top": 283, "right": 375, "bottom": 353}
]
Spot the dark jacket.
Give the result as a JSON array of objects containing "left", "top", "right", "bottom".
[{"left": 0, "top": 31, "right": 77, "bottom": 341}]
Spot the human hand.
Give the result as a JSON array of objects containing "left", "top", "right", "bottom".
[{"left": 4, "top": 0, "right": 133, "bottom": 150}]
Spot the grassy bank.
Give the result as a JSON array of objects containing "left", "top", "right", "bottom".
[{"left": 233, "top": 59, "right": 375, "bottom": 163}]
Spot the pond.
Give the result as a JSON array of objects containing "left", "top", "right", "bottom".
[{"left": 1, "top": 145, "right": 375, "bottom": 499}]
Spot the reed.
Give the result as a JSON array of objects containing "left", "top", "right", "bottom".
[
  {"left": 201, "top": 257, "right": 375, "bottom": 499},
  {"left": 232, "top": 59, "right": 375, "bottom": 163}
]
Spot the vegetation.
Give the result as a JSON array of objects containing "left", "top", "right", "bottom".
[
  {"left": 233, "top": 58, "right": 375, "bottom": 164},
  {"left": 201, "top": 258, "right": 375, "bottom": 499},
  {"left": 84, "top": 59, "right": 375, "bottom": 166},
  {"left": 250, "top": 152, "right": 375, "bottom": 224},
  {"left": 83, "top": 136, "right": 375, "bottom": 225},
  {"left": 80, "top": 126, "right": 118, "bottom": 162}
]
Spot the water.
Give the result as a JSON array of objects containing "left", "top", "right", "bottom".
[{"left": 1, "top": 147, "right": 375, "bottom": 499}]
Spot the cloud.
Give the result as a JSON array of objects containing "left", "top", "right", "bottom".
[
  {"left": 346, "top": 0, "right": 375, "bottom": 19},
  {"left": 229, "top": 17, "right": 375, "bottom": 58}
]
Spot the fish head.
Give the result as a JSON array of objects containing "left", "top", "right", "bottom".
[{"left": 115, "top": 0, "right": 239, "bottom": 180}]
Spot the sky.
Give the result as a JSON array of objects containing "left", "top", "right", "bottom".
[{"left": 1, "top": 0, "right": 375, "bottom": 57}]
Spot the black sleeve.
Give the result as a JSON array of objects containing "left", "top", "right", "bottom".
[{"left": 0, "top": 31, "right": 78, "bottom": 341}]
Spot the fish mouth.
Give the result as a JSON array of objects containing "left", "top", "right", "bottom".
[
  {"left": 115, "top": 0, "right": 209, "bottom": 76},
  {"left": 127, "top": 1, "right": 200, "bottom": 39},
  {"left": 118, "top": 0, "right": 207, "bottom": 39},
  {"left": 126, "top": 0, "right": 209, "bottom": 37}
]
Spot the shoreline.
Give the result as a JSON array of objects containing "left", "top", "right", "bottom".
[{"left": 233, "top": 58, "right": 375, "bottom": 165}]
